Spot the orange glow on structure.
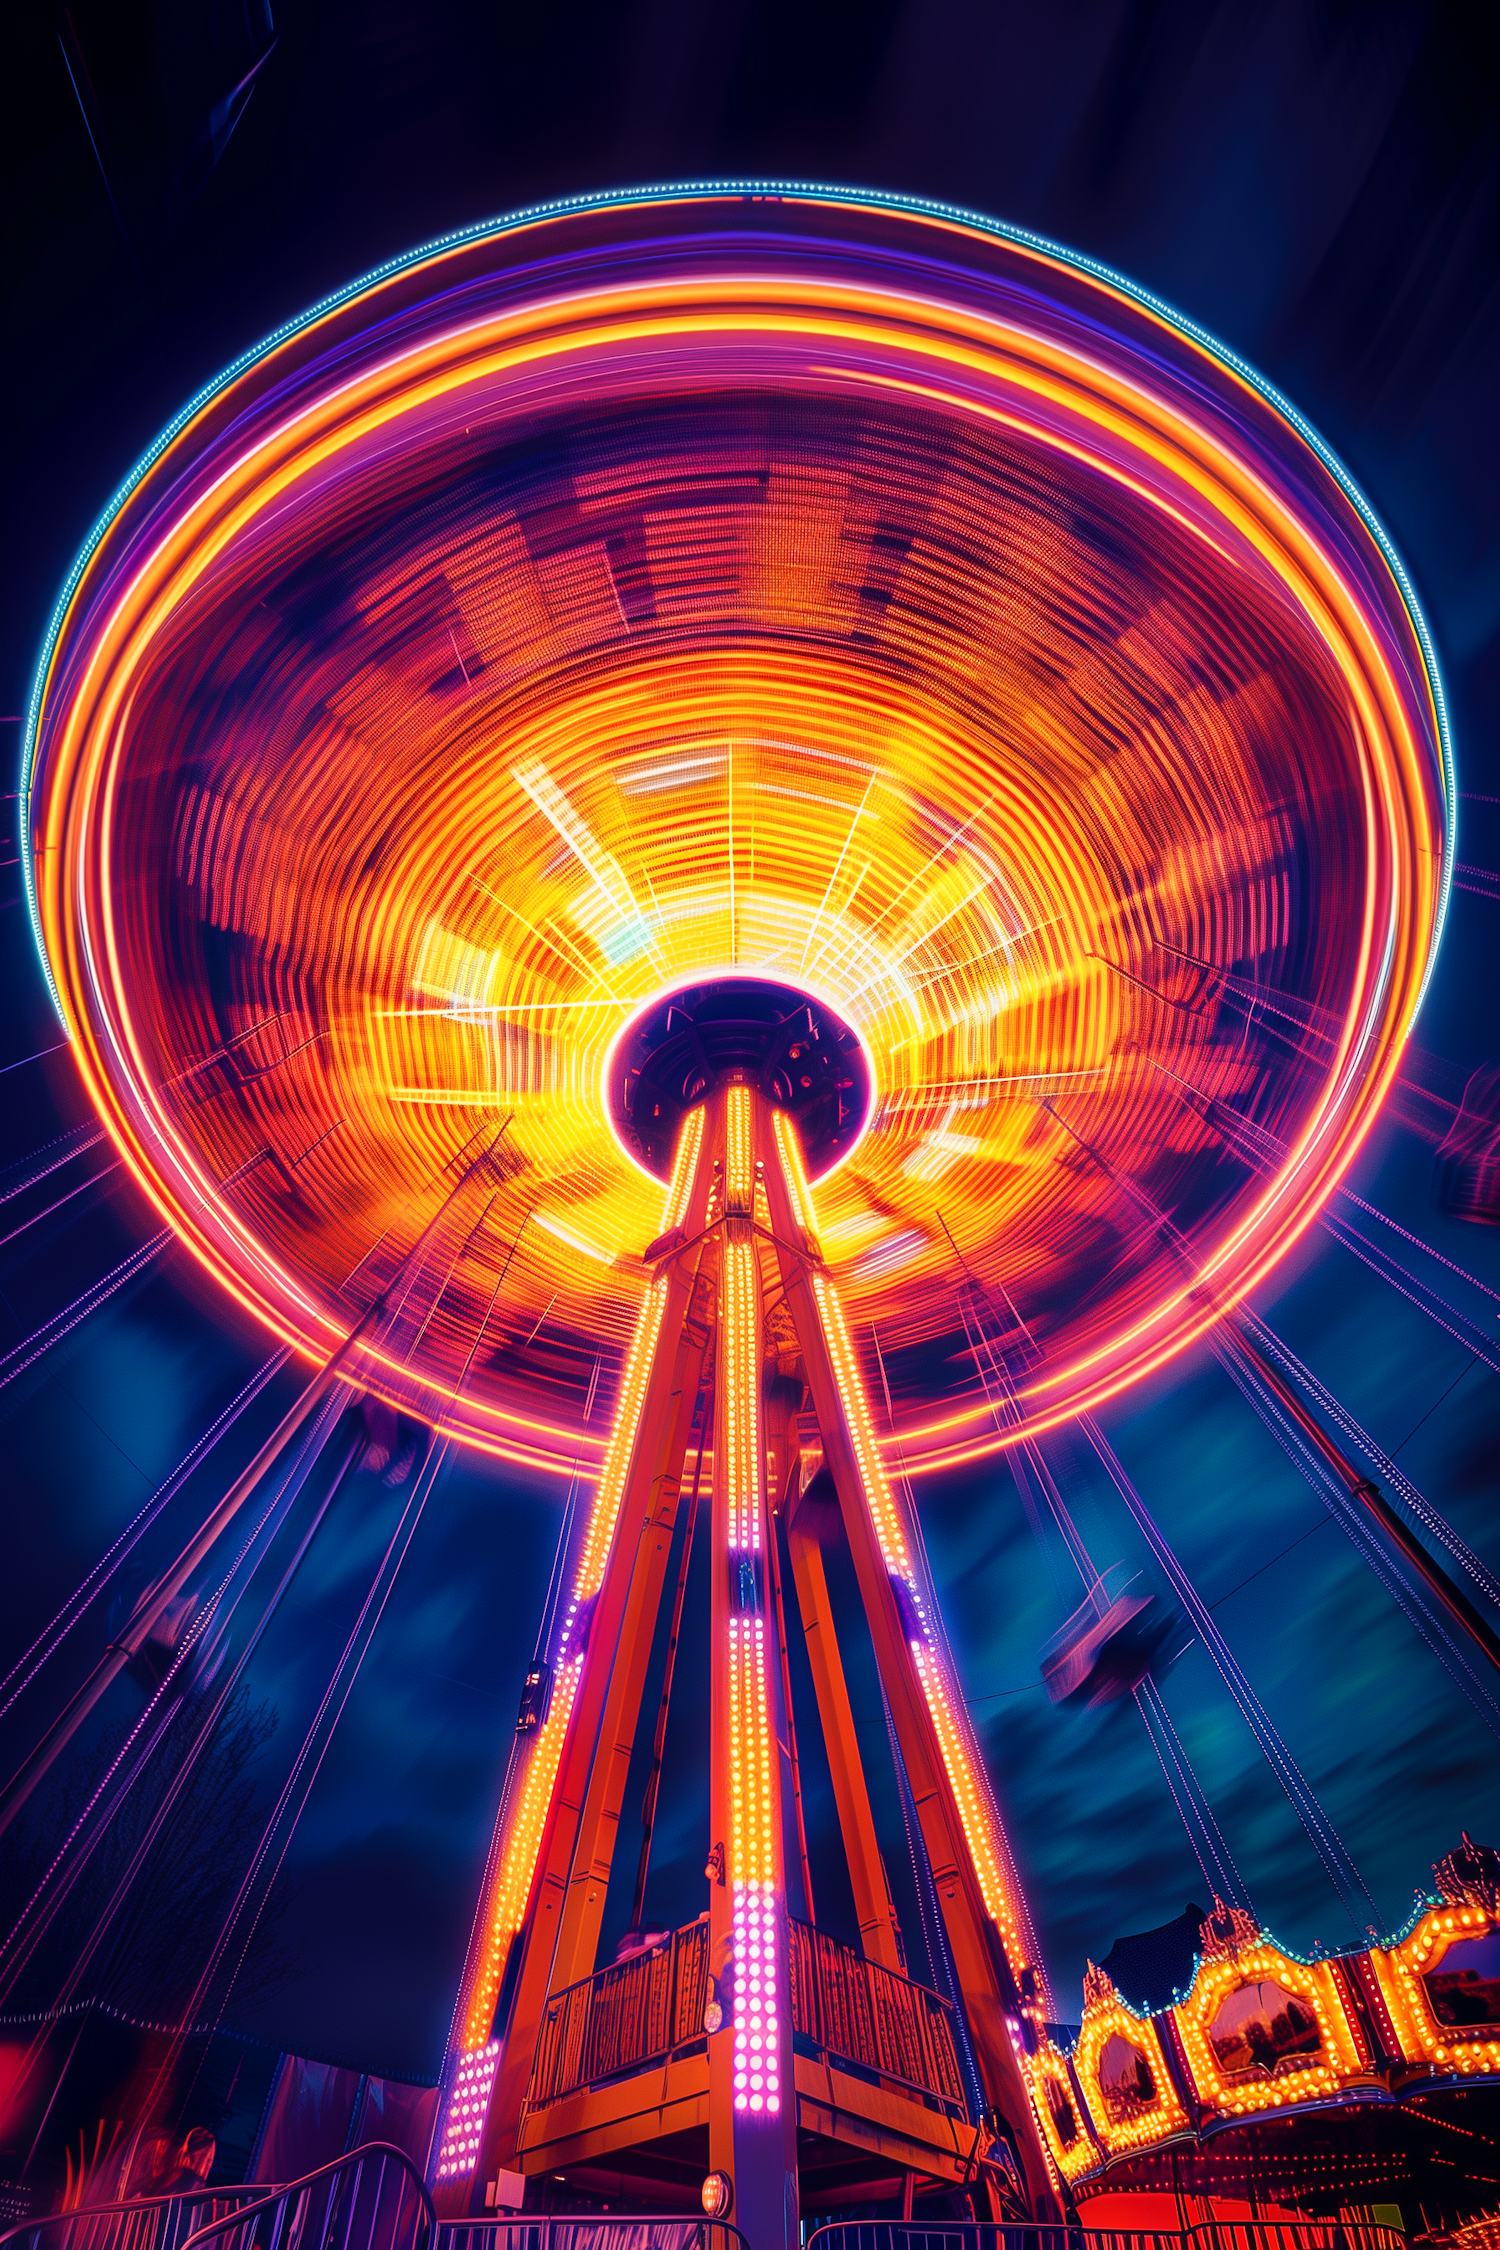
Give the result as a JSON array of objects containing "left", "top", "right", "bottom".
[
  {"left": 1030, "top": 2046, "right": 1096, "bottom": 2183},
  {"left": 1170, "top": 1936, "right": 1365, "bottom": 2122},
  {"left": 1370, "top": 1904, "right": 1500, "bottom": 2079},
  {"left": 1070, "top": 1971, "right": 1189, "bottom": 2157},
  {"left": 452, "top": 1658, "right": 579, "bottom": 2062},
  {"left": 765, "top": 1107, "right": 1054, "bottom": 2160}
]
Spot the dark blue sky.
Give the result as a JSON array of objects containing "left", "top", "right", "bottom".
[{"left": 3, "top": 0, "right": 1498, "bottom": 2079}]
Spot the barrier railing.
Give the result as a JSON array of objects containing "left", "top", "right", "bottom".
[
  {"left": 437, "top": 2221, "right": 750, "bottom": 2250},
  {"left": 177, "top": 2144, "right": 433, "bottom": 2250},
  {"left": 526, "top": 1913, "right": 966, "bottom": 2116},
  {"left": 0, "top": 2180, "right": 1407, "bottom": 2250},
  {"left": 805, "top": 2222, "right": 1409, "bottom": 2250},
  {"left": 806, "top": 2223, "right": 1181, "bottom": 2250},
  {"left": 1191, "top": 2230, "right": 1407, "bottom": 2250},
  {"left": 0, "top": 2185, "right": 266, "bottom": 2250},
  {"left": 528, "top": 1920, "right": 711, "bottom": 2107}
]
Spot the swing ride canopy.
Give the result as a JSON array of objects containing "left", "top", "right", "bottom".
[{"left": 23, "top": 185, "right": 1450, "bottom": 1473}]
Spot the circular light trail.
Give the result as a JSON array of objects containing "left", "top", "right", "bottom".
[{"left": 24, "top": 184, "right": 1450, "bottom": 1475}]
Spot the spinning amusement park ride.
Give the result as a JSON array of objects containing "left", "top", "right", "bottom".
[{"left": 16, "top": 186, "right": 1497, "bottom": 2232}]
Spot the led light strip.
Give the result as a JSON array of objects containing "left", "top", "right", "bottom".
[
  {"left": 456, "top": 1657, "right": 581, "bottom": 2051},
  {"left": 1174, "top": 1944, "right": 1360, "bottom": 2118},
  {"left": 724, "top": 1238, "right": 762, "bottom": 1555},
  {"left": 911, "top": 1641, "right": 1022, "bottom": 1948},
  {"left": 1070, "top": 1992, "right": 1186, "bottom": 2157},
  {"left": 725, "top": 1083, "right": 754, "bottom": 1211},
  {"left": 728, "top": 1613, "right": 781, "bottom": 2115},
  {"left": 722, "top": 1087, "right": 783, "bottom": 2120},
  {"left": 569, "top": 1105, "right": 704, "bottom": 1605},
  {"left": 1372, "top": 1905, "right": 1500, "bottom": 2077},
  {"left": 806, "top": 1259, "right": 1032, "bottom": 1972},
  {"left": 434, "top": 2037, "right": 501, "bottom": 2181},
  {"left": 810, "top": 1269, "right": 912, "bottom": 1576},
  {"left": 771, "top": 1108, "right": 821, "bottom": 1254}
]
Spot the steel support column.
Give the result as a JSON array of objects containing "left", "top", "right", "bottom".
[
  {"left": 450, "top": 1085, "right": 1058, "bottom": 2224},
  {"left": 759, "top": 1101, "right": 1058, "bottom": 2216},
  {"left": 785, "top": 1514, "right": 905, "bottom": 1973},
  {"left": 706, "top": 1081, "right": 800, "bottom": 2249},
  {"left": 463, "top": 1107, "right": 716, "bottom": 2204}
]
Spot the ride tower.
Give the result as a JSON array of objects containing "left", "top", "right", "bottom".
[
  {"left": 432, "top": 981, "right": 1058, "bottom": 2233},
  {"left": 20, "top": 180, "right": 1454, "bottom": 2239}
]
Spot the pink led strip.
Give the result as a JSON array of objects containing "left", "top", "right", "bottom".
[{"left": 729, "top": 1614, "right": 781, "bottom": 2115}]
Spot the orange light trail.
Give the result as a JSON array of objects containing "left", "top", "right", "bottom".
[{"left": 24, "top": 187, "right": 1447, "bottom": 1470}]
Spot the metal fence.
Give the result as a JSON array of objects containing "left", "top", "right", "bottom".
[
  {"left": 806, "top": 2225, "right": 1180, "bottom": 2250},
  {"left": 437, "top": 2222, "right": 750, "bottom": 2250},
  {"left": 805, "top": 2224, "right": 1409, "bottom": 2250},
  {"left": 528, "top": 1921, "right": 711, "bottom": 2107},
  {"left": 787, "top": 1920, "right": 965, "bottom": 2111},
  {"left": 1191, "top": 2230, "right": 1407, "bottom": 2250},
  {"left": 0, "top": 2186, "right": 1409, "bottom": 2250},
  {"left": 0, "top": 2185, "right": 267, "bottom": 2250},
  {"left": 171, "top": 2145, "right": 433, "bottom": 2250},
  {"left": 0, "top": 2144, "right": 430, "bottom": 2250}
]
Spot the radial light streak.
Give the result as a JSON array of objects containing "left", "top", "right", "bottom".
[{"left": 23, "top": 185, "right": 1447, "bottom": 1468}]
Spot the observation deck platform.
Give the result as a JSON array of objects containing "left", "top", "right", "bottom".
[{"left": 514, "top": 1915, "right": 987, "bottom": 2210}]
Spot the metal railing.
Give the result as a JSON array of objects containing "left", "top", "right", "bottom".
[
  {"left": 0, "top": 2185, "right": 267, "bottom": 2250},
  {"left": 528, "top": 1922, "right": 711, "bottom": 2107},
  {"left": 1191, "top": 2230, "right": 1407, "bottom": 2250},
  {"left": 438, "top": 2222, "right": 750, "bottom": 2250},
  {"left": 805, "top": 2224, "right": 1409, "bottom": 2250},
  {"left": 175, "top": 2145, "right": 433, "bottom": 2250},
  {"left": 788, "top": 1919, "right": 965, "bottom": 2111},
  {"left": 526, "top": 1912, "right": 966, "bottom": 2116},
  {"left": 0, "top": 2188, "right": 1407, "bottom": 2250},
  {"left": 807, "top": 2226, "right": 1180, "bottom": 2250}
]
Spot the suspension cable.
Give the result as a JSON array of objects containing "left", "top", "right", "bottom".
[
  {"left": 0, "top": 1349, "right": 292, "bottom": 1722},
  {"left": 955, "top": 1279, "right": 1256, "bottom": 1921},
  {"left": 0, "top": 1231, "right": 173, "bottom": 1395},
  {"left": 1081, "top": 1414, "right": 1382, "bottom": 1937},
  {"left": 0, "top": 1387, "right": 350, "bottom": 2002}
]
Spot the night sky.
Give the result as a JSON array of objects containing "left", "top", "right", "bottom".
[{"left": 4, "top": 0, "right": 1499, "bottom": 2084}]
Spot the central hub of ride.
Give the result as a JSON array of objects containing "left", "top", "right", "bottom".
[{"left": 608, "top": 977, "right": 873, "bottom": 1181}]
